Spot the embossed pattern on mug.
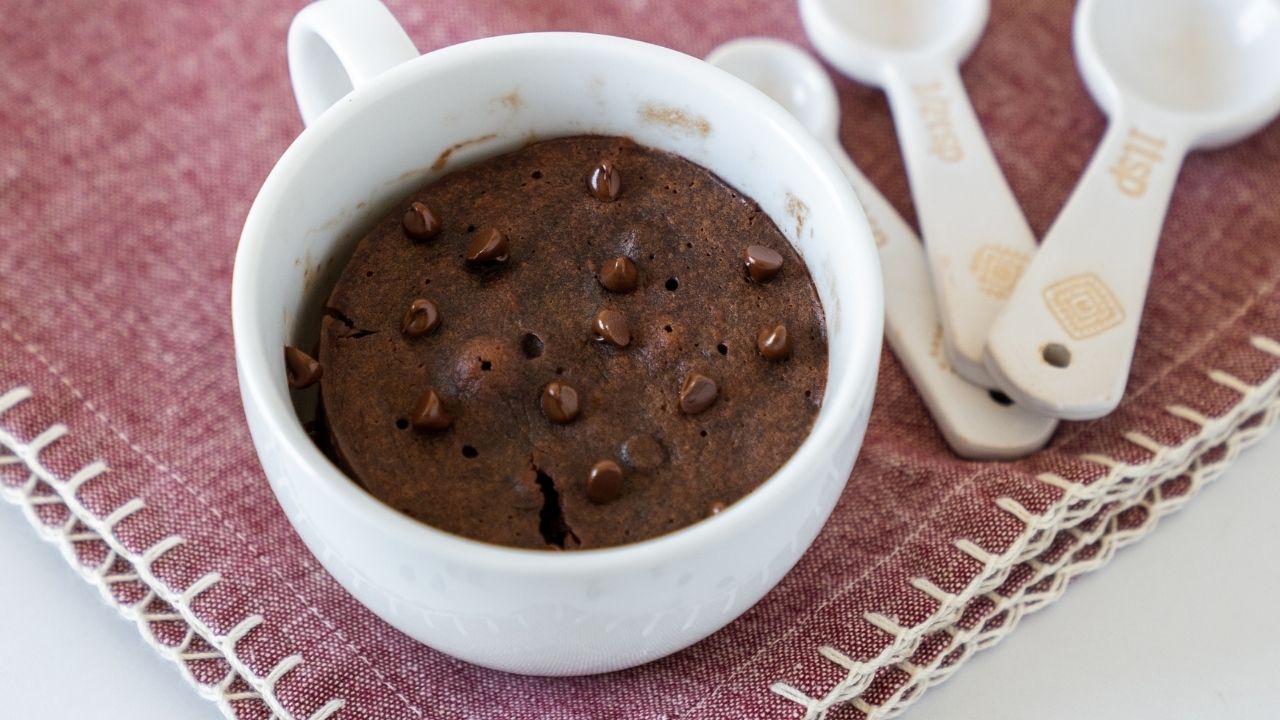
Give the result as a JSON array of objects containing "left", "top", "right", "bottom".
[{"left": 1042, "top": 272, "right": 1126, "bottom": 339}]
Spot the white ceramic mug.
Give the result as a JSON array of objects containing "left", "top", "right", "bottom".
[{"left": 232, "top": 0, "right": 883, "bottom": 675}]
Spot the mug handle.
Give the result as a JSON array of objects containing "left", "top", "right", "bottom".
[{"left": 287, "top": 0, "right": 420, "bottom": 126}]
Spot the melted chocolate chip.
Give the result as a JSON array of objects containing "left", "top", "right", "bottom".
[
  {"left": 410, "top": 389, "right": 453, "bottom": 431},
  {"left": 465, "top": 227, "right": 509, "bottom": 264},
  {"left": 621, "top": 434, "right": 666, "bottom": 470},
  {"left": 709, "top": 501, "right": 728, "bottom": 516},
  {"left": 679, "top": 372, "right": 718, "bottom": 414},
  {"left": 588, "top": 159, "right": 621, "bottom": 202},
  {"left": 540, "top": 381, "right": 580, "bottom": 424},
  {"left": 743, "top": 244, "right": 784, "bottom": 282},
  {"left": 592, "top": 309, "right": 631, "bottom": 347},
  {"left": 403, "top": 201, "right": 442, "bottom": 240},
  {"left": 598, "top": 256, "right": 638, "bottom": 293},
  {"left": 401, "top": 298, "right": 441, "bottom": 337},
  {"left": 586, "top": 460, "right": 624, "bottom": 504},
  {"left": 756, "top": 323, "right": 791, "bottom": 360},
  {"left": 284, "top": 346, "right": 322, "bottom": 389},
  {"left": 512, "top": 468, "right": 542, "bottom": 510}
]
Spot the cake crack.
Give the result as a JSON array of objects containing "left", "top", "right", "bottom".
[
  {"left": 324, "top": 306, "right": 379, "bottom": 339},
  {"left": 532, "top": 461, "right": 579, "bottom": 548}
]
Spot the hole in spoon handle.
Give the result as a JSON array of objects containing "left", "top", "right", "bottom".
[{"left": 984, "top": 119, "right": 1191, "bottom": 420}]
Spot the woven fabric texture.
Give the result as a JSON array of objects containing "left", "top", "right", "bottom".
[{"left": 2, "top": 1, "right": 1279, "bottom": 718}]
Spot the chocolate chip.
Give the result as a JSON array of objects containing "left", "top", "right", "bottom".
[
  {"left": 621, "top": 434, "right": 666, "bottom": 470},
  {"left": 403, "top": 201, "right": 442, "bottom": 240},
  {"left": 410, "top": 389, "right": 453, "bottom": 431},
  {"left": 709, "top": 501, "right": 728, "bottom": 516},
  {"left": 679, "top": 372, "right": 718, "bottom": 414},
  {"left": 756, "top": 323, "right": 791, "bottom": 360},
  {"left": 599, "top": 256, "right": 638, "bottom": 293},
  {"left": 540, "top": 381, "right": 580, "bottom": 424},
  {"left": 465, "top": 227, "right": 509, "bottom": 264},
  {"left": 588, "top": 159, "right": 621, "bottom": 202},
  {"left": 586, "top": 459, "right": 624, "bottom": 504},
  {"left": 743, "top": 244, "right": 784, "bottom": 282},
  {"left": 592, "top": 309, "right": 631, "bottom": 347},
  {"left": 284, "top": 346, "right": 322, "bottom": 389},
  {"left": 401, "top": 298, "right": 441, "bottom": 337}
]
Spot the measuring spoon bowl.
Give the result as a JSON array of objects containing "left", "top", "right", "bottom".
[
  {"left": 1080, "top": 0, "right": 1280, "bottom": 148},
  {"left": 800, "top": 0, "right": 988, "bottom": 84}
]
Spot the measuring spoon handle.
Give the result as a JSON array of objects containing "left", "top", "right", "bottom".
[
  {"left": 985, "top": 117, "right": 1189, "bottom": 420},
  {"left": 882, "top": 64, "right": 1040, "bottom": 387},
  {"left": 823, "top": 137, "right": 1056, "bottom": 459}
]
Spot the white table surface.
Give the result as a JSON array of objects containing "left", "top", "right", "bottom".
[{"left": 3, "top": 432, "right": 1278, "bottom": 719}]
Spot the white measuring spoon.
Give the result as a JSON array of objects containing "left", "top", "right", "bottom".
[
  {"left": 985, "top": 0, "right": 1280, "bottom": 420},
  {"left": 799, "top": 0, "right": 1039, "bottom": 388},
  {"left": 707, "top": 38, "right": 1056, "bottom": 460}
]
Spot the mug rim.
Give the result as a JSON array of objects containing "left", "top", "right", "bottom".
[{"left": 233, "top": 30, "right": 883, "bottom": 576}]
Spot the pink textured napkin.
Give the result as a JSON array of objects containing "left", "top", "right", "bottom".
[{"left": 3, "top": 1, "right": 1279, "bottom": 718}]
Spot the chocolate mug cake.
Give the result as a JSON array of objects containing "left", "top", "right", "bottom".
[{"left": 288, "top": 136, "right": 828, "bottom": 550}]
